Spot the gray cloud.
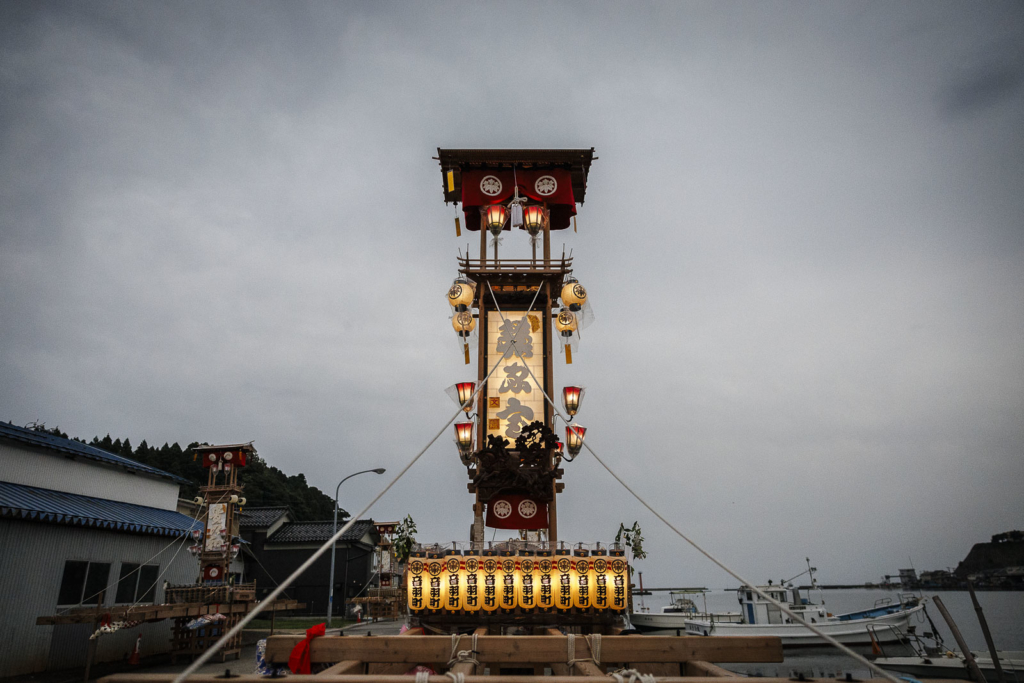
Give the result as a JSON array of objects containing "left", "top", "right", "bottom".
[{"left": 1, "top": 1, "right": 1022, "bottom": 588}]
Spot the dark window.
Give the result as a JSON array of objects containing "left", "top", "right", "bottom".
[
  {"left": 58, "top": 561, "right": 88, "bottom": 605},
  {"left": 114, "top": 562, "right": 159, "bottom": 603},
  {"left": 116, "top": 563, "right": 140, "bottom": 603},
  {"left": 138, "top": 565, "right": 158, "bottom": 603},
  {"left": 57, "top": 561, "right": 110, "bottom": 606}
]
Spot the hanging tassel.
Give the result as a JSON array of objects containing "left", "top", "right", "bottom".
[
  {"left": 455, "top": 215, "right": 461, "bottom": 237},
  {"left": 464, "top": 343, "right": 470, "bottom": 365},
  {"left": 565, "top": 344, "right": 573, "bottom": 364},
  {"left": 573, "top": 215, "right": 577, "bottom": 233},
  {"left": 446, "top": 170, "right": 455, "bottom": 193}
]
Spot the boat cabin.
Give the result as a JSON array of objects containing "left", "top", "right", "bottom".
[{"left": 737, "top": 585, "right": 828, "bottom": 625}]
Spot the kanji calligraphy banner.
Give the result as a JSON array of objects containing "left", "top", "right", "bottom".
[
  {"left": 486, "top": 311, "right": 545, "bottom": 444},
  {"left": 460, "top": 169, "right": 577, "bottom": 231},
  {"left": 485, "top": 494, "right": 549, "bottom": 530}
]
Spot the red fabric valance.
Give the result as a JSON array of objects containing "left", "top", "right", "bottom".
[
  {"left": 485, "top": 494, "right": 549, "bottom": 530},
  {"left": 461, "top": 169, "right": 576, "bottom": 231}
]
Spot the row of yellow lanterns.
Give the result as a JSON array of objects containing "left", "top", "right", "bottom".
[{"left": 406, "top": 550, "right": 628, "bottom": 613}]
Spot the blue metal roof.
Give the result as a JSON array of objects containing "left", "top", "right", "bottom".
[
  {"left": 0, "top": 481, "right": 202, "bottom": 537},
  {"left": 0, "top": 422, "right": 189, "bottom": 484}
]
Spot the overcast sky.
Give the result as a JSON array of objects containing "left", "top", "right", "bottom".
[{"left": 2, "top": 1, "right": 1021, "bottom": 588}]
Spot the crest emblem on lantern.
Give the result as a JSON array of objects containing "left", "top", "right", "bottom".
[
  {"left": 493, "top": 500, "right": 512, "bottom": 518},
  {"left": 557, "top": 558, "right": 571, "bottom": 573},
  {"left": 484, "top": 558, "right": 498, "bottom": 574},
  {"left": 518, "top": 499, "right": 537, "bottom": 518},
  {"left": 465, "top": 558, "right": 479, "bottom": 573},
  {"left": 480, "top": 176, "right": 502, "bottom": 196},
  {"left": 520, "top": 559, "right": 534, "bottom": 573},
  {"left": 594, "top": 558, "right": 608, "bottom": 573},
  {"left": 534, "top": 175, "right": 557, "bottom": 195},
  {"left": 539, "top": 559, "right": 552, "bottom": 573},
  {"left": 446, "top": 558, "right": 461, "bottom": 573},
  {"left": 573, "top": 284, "right": 586, "bottom": 300},
  {"left": 502, "top": 559, "right": 515, "bottom": 573},
  {"left": 410, "top": 561, "right": 424, "bottom": 575},
  {"left": 576, "top": 559, "right": 590, "bottom": 574},
  {"left": 428, "top": 561, "right": 443, "bottom": 576},
  {"left": 448, "top": 284, "right": 464, "bottom": 300},
  {"left": 611, "top": 559, "right": 626, "bottom": 574}
]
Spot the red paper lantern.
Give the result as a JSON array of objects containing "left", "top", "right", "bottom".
[
  {"left": 566, "top": 424, "right": 586, "bottom": 459},
  {"left": 562, "top": 386, "right": 585, "bottom": 418},
  {"left": 484, "top": 204, "right": 508, "bottom": 237},
  {"left": 454, "top": 421, "right": 474, "bottom": 455},
  {"left": 456, "top": 382, "right": 475, "bottom": 412},
  {"left": 523, "top": 205, "right": 544, "bottom": 236}
]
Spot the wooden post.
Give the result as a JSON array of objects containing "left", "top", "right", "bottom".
[
  {"left": 542, "top": 207, "right": 551, "bottom": 269},
  {"left": 543, "top": 280, "right": 556, "bottom": 546},
  {"left": 968, "top": 582, "right": 1006, "bottom": 683},
  {"left": 932, "top": 595, "right": 987, "bottom": 683}
]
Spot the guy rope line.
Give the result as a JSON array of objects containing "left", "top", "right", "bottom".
[
  {"left": 485, "top": 282, "right": 905, "bottom": 683},
  {"left": 172, "top": 282, "right": 546, "bottom": 682}
]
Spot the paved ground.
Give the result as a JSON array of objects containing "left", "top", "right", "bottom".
[{"left": 10, "top": 620, "right": 409, "bottom": 683}]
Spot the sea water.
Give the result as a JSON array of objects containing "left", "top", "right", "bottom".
[{"left": 634, "top": 588, "right": 1024, "bottom": 678}]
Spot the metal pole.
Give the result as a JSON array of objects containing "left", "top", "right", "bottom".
[
  {"left": 932, "top": 595, "right": 987, "bottom": 683},
  {"left": 968, "top": 581, "right": 1006, "bottom": 683},
  {"left": 327, "top": 468, "right": 385, "bottom": 628}
]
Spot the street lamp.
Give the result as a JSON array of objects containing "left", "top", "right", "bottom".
[{"left": 327, "top": 467, "right": 386, "bottom": 628}]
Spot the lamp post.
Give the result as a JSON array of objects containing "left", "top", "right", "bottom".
[{"left": 327, "top": 467, "right": 386, "bottom": 628}]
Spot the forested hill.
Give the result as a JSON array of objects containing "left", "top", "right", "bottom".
[{"left": 23, "top": 424, "right": 341, "bottom": 521}]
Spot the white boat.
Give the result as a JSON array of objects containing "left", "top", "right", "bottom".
[
  {"left": 682, "top": 585, "right": 926, "bottom": 647},
  {"left": 875, "top": 650, "right": 1024, "bottom": 682},
  {"left": 632, "top": 561, "right": 926, "bottom": 647},
  {"left": 630, "top": 589, "right": 709, "bottom": 635}
]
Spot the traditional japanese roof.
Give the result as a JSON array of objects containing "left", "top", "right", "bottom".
[
  {"left": 436, "top": 148, "right": 596, "bottom": 205},
  {"left": 0, "top": 422, "right": 189, "bottom": 484},
  {"left": 266, "top": 519, "right": 376, "bottom": 544},
  {"left": 0, "top": 480, "right": 202, "bottom": 537},
  {"left": 240, "top": 506, "right": 291, "bottom": 529}
]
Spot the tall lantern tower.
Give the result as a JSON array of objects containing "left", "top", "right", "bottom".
[{"left": 437, "top": 149, "right": 596, "bottom": 550}]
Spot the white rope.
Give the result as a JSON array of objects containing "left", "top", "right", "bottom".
[
  {"left": 415, "top": 669, "right": 431, "bottom": 683},
  {"left": 485, "top": 282, "right": 906, "bottom": 683},
  {"left": 447, "top": 632, "right": 480, "bottom": 669},
  {"left": 171, "top": 346, "right": 511, "bottom": 683},
  {"left": 444, "top": 673, "right": 465, "bottom": 683},
  {"left": 565, "top": 632, "right": 601, "bottom": 671}
]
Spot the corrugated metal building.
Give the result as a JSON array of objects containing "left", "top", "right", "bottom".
[
  {"left": 0, "top": 423, "right": 201, "bottom": 677},
  {"left": 239, "top": 510, "right": 378, "bottom": 617}
]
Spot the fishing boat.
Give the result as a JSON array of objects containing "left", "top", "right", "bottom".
[
  {"left": 630, "top": 589, "right": 710, "bottom": 634},
  {"left": 681, "top": 584, "right": 926, "bottom": 646},
  {"left": 875, "top": 650, "right": 1024, "bottom": 682}
]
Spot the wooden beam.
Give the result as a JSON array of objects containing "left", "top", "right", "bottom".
[
  {"left": 264, "top": 634, "right": 782, "bottom": 665},
  {"left": 318, "top": 661, "right": 363, "bottom": 675},
  {"left": 366, "top": 626, "right": 423, "bottom": 676},
  {"left": 685, "top": 661, "right": 735, "bottom": 677},
  {"left": 101, "top": 676, "right": 961, "bottom": 683},
  {"left": 447, "top": 627, "right": 488, "bottom": 677},
  {"left": 37, "top": 600, "right": 302, "bottom": 625}
]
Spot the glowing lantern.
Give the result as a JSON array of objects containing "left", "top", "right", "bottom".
[
  {"left": 484, "top": 204, "right": 508, "bottom": 238},
  {"left": 561, "top": 277, "right": 587, "bottom": 311},
  {"left": 566, "top": 424, "right": 586, "bottom": 460},
  {"left": 498, "top": 556, "right": 517, "bottom": 610},
  {"left": 562, "top": 386, "right": 585, "bottom": 418},
  {"left": 572, "top": 555, "right": 593, "bottom": 609},
  {"left": 536, "top": 556, "right": 555, "bottom": 609},
  {"left": 518, "top": 556, "right": 538, "bottom": 610},
  {"left": 481, "top": 555, "right": 500, "bottom": 612},
  {"left": 452, "top": 310, "right": 476, "bottom": 365},
  {"left": 447, "top": 278, "right": 476, "bottom": 309},
  {"left": 452, "top": 310, "right": 476, "bottom": 337},
  {"left": 523, "top": 205, "right": 544, "bottom": 236},
  {"left": 463, "top": 554, "right": 481, "bottom": 612},
  {"left": 555, "top": 308, "right": 577, "bottom": 364},
  {"left": 554, "top": 553, "right": 573, "bottom": 611},
  {"left": 454, "top": 421, "right": 474, "bottom": 462},
  {"left": 446, "top": 381, "right": 476, "bottom": 413}
]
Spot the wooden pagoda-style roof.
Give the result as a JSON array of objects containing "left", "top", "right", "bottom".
[{"left": 436, "top": 148, "right": 596, "bottom": 205}]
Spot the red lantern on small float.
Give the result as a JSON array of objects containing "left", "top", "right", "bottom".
[
  {"left": 454, "top": 382, "right": 476, "bottom": 412},
  {"left": 562, "top": 386, "right": 585, "bottom": 419},
  {"left": 565, "top": 424, "right": 586, "bottom": 460}
]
